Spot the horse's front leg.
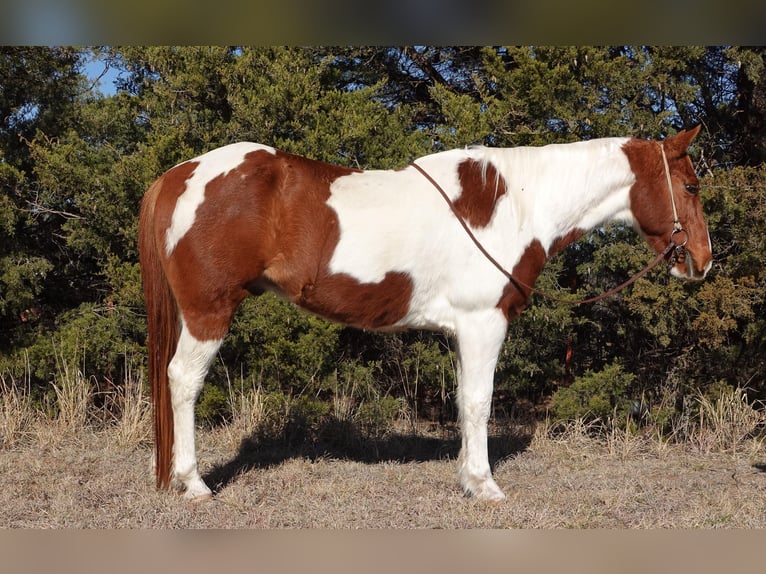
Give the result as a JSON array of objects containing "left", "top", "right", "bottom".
[{"left": 454, "top": 308, "right": 508, "bottom": 502}]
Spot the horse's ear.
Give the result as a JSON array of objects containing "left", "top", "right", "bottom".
[
  {"left": 682, "top": 124, "right": 702, "bottom": 143},
  {"left": 665, "top": 124, "right": 702, "bottom": 157}
]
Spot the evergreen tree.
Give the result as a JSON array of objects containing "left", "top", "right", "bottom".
[
  {"left": 1, "top": 47, "right": 86, "bottom": 353},
  {"left": 1, "top": 46, "right": 763, "bottom": 424}
]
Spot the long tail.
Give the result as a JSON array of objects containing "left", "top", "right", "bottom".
[{"left": 138, "top": 177, "right": 178, "bottom": 490}]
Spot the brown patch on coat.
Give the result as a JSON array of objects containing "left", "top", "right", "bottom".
[
  {"left": 621, "top": 139, "right": 675, "bottom": 248},
  {"left": 298, "top": 271, "right": 413, "bottom": 329},
  {"left": 151, "top": 161, "right": 199, "bottom": 255},
  {"left": 454, "top": 159, "right": 507, "bottom": 228},
  {"left": 155, "top": 149, "right": 414, "bottom": 340},
  {"left": 496, "top": 240, "right": 547, "bottom": 320},
  {"left": 548, "top": 229, "right": 585, "bottom": 256},
  {"left": 495, "top": 229, "right": 585, "bottom": 321}
]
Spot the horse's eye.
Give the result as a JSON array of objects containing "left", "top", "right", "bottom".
[{"left": 685, "top": 183, "right": 699, "bottom": 195}]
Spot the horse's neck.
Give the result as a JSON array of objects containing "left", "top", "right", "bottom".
[{"left": 488, "top": 139, "right": 636, "bottom": 250}]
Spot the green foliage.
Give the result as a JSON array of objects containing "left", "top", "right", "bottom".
[
  {"left": 2, "top": 46, "right": 765, "bottom": 435},
  {"left": 222, "top": 294, "right": 342, "bottom": 395},
  {"left": 430, "top": 83, "right": 490, "bottom": 149},
  {"left": 388, "top": 336, "right": 455, "bottom": 418},
  {"left": 355, "top": 396, "right": 405, "bottom": 437},
  {"left": 1, "top": 302, "right": 144, "bottom": 389},
  {"left": 693, "top": 275, "right": 758, "bottom": 348},
  {"left": 195, "top": 384, "right": 229, "bottom": 426},
  {"left": 0, "top": 256, "right": 52, "bottom": 318},
  {"left": 286, "top": 396, "right": 332, "bottom": 438},
  {"left": 496, "top": 257, "right": 581, "bottom": 402},
  {"left": 550, "top": 361, "right": 636, "bottom": 422}
]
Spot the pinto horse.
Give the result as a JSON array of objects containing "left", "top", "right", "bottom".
[{"left": 138, "top": 126, "right": 712, "bottom": 502}]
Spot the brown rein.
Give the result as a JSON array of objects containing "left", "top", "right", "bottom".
[{"left": 410, "top": 146, "right": 687, "bottom": 306}]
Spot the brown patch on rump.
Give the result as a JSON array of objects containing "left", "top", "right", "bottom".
[
  {"left": 151, "top": 159, "right": 243, "bottom": 340},
  {"left": 496, "top": 240, "right": 547, "bottom": 320},
  {"left": 160, "top": 148, "right": 414, "bottom": 339},
  {"left": 152, "top": 161, "right": 199, "bottom": 255},
  {"left": 258, "top": 153, "right": 414, "bottom": 330},
  {"left": 455, "top": 159, "right": 507, "bottom": 228}
]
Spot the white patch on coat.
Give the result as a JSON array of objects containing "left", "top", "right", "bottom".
[
  {"left": 164, "top": 142, "right": 276, "bottom": 255},
  {"left": 477, "top": 138, "right": 636, "bottom": 247},
  {"left": 326, "top": 140, "right": 637, "bottom": 332}
]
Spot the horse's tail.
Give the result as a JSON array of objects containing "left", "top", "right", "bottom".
[{"left": 138, "top": 176, "right": 178, "bottom": 490}]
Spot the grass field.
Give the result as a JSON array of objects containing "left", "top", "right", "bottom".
[{"left": 2, "top": 365, "right": 765, "bottom": 528}]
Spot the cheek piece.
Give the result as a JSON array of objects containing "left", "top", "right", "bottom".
[{"left": 659, "top": 143, "right": 689, "bottom": 270}]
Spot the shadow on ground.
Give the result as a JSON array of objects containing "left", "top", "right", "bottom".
[{"left": 203, "top": 419, "right": 533, "bottom": 495}]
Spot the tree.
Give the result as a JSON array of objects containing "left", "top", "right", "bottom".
[
  {"left": 1, "top": 47, "right": 86, "bottom": 353},
  {"left": 2, "top": 46, "right": 764, "bottom": 428},
  {"left": 732, "top": 47, "right": 766, "bottom": 166}
]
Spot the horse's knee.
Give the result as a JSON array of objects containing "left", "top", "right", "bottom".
[
  {"left": 168, "top": 366, "right": 203, "bottom": 403},
  {"left": 457, "top": 389, "right": 492, "bottom": 426}
]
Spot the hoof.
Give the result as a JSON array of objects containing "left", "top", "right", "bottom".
[
  {"left": 461, "top": 475, "right": 507, "bottom": 503},
  {"left": 473, "top": 486, "right": 506, "bottom": 504},
  {"left": 481, "top": 493, "right": 506, "bottom": 506},
  {"left": 185, "top": 491, "right": 213, "bottom": 503},
  {"left": 180, "top": 479, "right": 213, "bottom": 502}
]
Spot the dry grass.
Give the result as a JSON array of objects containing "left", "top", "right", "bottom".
[
  {"left": 102, "top": 360, "right": 153, "bottom": 449},
  {"left": 1, "top": 361, "right": 765, "bottom": 528},
  {"left": 0, "top": 369, "right": 37, "bottom": 449}
]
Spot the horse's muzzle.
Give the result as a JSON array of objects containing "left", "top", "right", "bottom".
[{"left": 671, "top": 251, "right": 712, "bottom": 281}]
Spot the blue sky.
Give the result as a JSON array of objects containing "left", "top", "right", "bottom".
[{"left": 84, "top": 55, "right": 121, "bottom": 97}]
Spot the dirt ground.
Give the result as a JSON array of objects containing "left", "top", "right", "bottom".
[{"left": 2, "top": 423, "right": 765, "bottom": 528}]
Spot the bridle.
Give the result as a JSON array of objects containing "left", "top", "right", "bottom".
[
  {"left": 410, "top": 141, "right": 689, "bottom": 306},
  {"left": 659, "top": 141, "right": 689, "bottom": 268}
]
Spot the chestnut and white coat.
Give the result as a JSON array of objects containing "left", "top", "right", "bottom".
[{"left": 139, "top": 127, "right": 711, "bottom": 502}]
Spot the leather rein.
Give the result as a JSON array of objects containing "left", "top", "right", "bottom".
[{"left": 410, "top": 141, "right": 688, "bottom": 306}]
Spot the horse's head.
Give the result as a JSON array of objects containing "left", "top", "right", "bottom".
[{"left": 624, "top": 125, "right": 712, "bottom": 280}]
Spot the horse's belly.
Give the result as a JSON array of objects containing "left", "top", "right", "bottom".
[{"left": 292, "top": 269, "right": 414, "bottom": 331}]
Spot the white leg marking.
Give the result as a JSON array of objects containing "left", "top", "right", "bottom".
[
  {"left": 454, "top": 308, "right": 508, "bottom": 502},
  {"left": 165, "top": 142, "right": 276, "bottom": 255},
  {"left": 167, "top": 323, "right": 223, "bottom": 500}
]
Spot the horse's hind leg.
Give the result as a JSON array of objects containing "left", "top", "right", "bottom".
[
  {"left": 167, "top": 320, "right": 224, "bottom": 500},
  {"left": 454, "top": 308, "right": 508, "bottom": 502}
]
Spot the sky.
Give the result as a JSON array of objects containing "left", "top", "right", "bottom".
[{"left": 84, "top": 56, "right": 121, "bottom": 97}]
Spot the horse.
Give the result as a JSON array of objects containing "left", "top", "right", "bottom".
[{"left": 138, "top": 126, "right": 712, "bottom": 502}]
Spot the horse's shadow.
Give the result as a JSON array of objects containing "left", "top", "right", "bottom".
[{"left": 202, "top": 419, "right": 533, "bottom": 495}]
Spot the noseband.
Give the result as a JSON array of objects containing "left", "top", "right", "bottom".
[{"left": 411, "top": 140, "right": 689, "bottom": 305}]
